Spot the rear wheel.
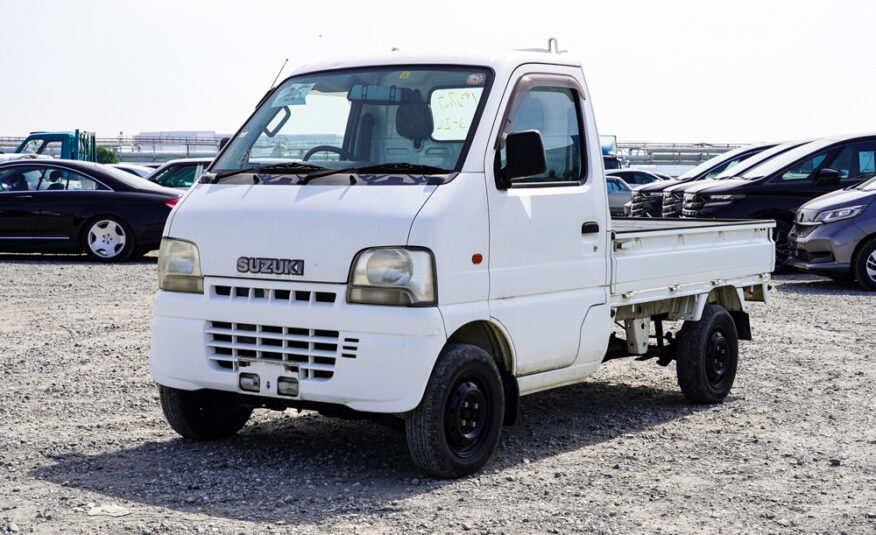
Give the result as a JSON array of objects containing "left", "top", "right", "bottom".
[
  {"left": 159, "top": 386, "right": 252, "bottom": 440},
  {"left": 852, "top": 237, "right": 876, "bottom": 291},
  {"left": 405, "top": 343, "right": 504, "bottom": 479},
  {"left": 676, "top": 304, "right": 739, "bottom": 404},
  {"left": 82, "top": 216, "right": 135, "bottom": 262}
]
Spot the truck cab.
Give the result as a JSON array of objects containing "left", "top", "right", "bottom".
[
  {"left": 150, "top": 47, "right": 773, "bottom": 478},
  {"left": 13, "top": 130, "right": 97, "bottom": 162}
]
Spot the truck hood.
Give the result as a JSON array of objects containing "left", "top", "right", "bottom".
[
  {"left": 796, "top": 187, "right": 876, "bottom": 222},
  {"left": 167, "top": 184, "right": 436, "bottom": 283}
]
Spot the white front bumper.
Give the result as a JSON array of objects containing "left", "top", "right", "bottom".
[{"left": 149, "top": 277, "right": 447, "bottom": 413}]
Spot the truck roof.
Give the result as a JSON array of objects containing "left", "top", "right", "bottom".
[{"left": 288, "top": 49, "right": 583, "bottom": 79}]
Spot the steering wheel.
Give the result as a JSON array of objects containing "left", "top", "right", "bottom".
[{"left": 302, "top": 145, "right": 356, "bottom": 161}]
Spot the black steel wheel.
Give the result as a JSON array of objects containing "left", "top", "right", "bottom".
[
  {"left": 406, "top": 343, "right": 504, "bottom": 478},
  {"left": 676, "top": 304, "right": 739, "bottom": 404},
  {"left": 159, "top": 385, "right": 252, "bottom": 440}
]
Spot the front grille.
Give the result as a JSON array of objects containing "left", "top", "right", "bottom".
[
  {"left": 630, "top": 192, "right": 661, "bottom": 217},
  {"left": 662, "top": 192, "right": 684, "bottom": 217},
  {"left": 206, "top": 321, "right": 351, "bottom": 381},
  {"left": 682, "top": 193, "right": 704, "bottom": 217},
  {"left": 211, "top": 283, "right": 336, "bottom": 305},
  {"left": 790, "top": 223, "right": 818, "bottom": 239}
]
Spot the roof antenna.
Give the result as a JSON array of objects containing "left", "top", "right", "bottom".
[
  {"left": 269, "top": 58, "right": 289, "bottom": 89},
  {"left": 547, "top": 38, "right": 566, "bottom": 54}
]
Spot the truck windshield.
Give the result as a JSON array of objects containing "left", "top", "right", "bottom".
[{"left": 213, "top": 66, "right": 492, "bottom": 184}]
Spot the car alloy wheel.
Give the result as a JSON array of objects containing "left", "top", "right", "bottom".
[{"left": 87, "top": 219, "right": 127, "bottom": 259}]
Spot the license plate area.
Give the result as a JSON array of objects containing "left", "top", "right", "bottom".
[{"left": 238, "top": 359, "right": 300, "bottom": 398}]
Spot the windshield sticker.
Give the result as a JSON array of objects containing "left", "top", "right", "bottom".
[
  {"left": 272, "top": 83, "right": 316, "bottom": 107},
  {"left": 860, "top": 151, "right": 875, "bottom": 174},
  {"left": 431, "top": 88, "right": 483, "bottom": 141},
  {"left": 466, "top": 73, "right": 485, "bottom": 86}
]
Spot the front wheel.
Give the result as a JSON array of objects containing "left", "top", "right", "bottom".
[
  {"left": 676, "top": 304, "right": 739, "bottom": 404},
  {"left": 852, "top": 237, "right": 876, "bottom": 291},
  {"left": 159, "top": 386, "right": 253, "bottom": 440},
  {"left": 772, "top": 220, "right": 792, "bottom": 270},
  {"left": 405, "top": 344, "right": 505, "bottom": 479}
]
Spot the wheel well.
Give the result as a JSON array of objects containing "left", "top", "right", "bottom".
[
  {"left": 851, "top": 232, "right": 876, "bottom": 265},
  {"left": 447, "top": 321, "right": 513, "bottom": 374},
  {"left": 447, "top": 321, "right": 518, "bottom": 426}
]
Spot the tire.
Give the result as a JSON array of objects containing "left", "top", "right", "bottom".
[
  {"left": 772, "top": 220, "right": 792, "bottom": 270},
  {"left": 405, "top": 343, "right": 505, "bottom": 479},
  {"left": 852, "top": 236, "right": 876, "bottom": 291},
  {"left": 675, "top": 304, "right": 739, "bottom": 404},
  {"left": 82, "top": 216, "right": 135, "bottom": 262},
  {"left": 159, "top": 385, "right": 253, "bottom": 440}
]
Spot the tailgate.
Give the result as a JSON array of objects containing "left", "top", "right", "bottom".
[{"left": 610, "top": 219, "right": 775, "bottom": 296}]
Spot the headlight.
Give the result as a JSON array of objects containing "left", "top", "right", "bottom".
[
  {"left": 640, "top": 192, "right": 663, "bottom": 198},
  {"left": 348, "top": 247, "right": 436, "bottom": 306},
  {"left": 158, "top": 238, "right": 203, "bottom": 293},
  {"left": 815, "top": 205, "right": 866, "bottom": 223},
  {"left": 706, "top": 194, "right": 744, "bottom": 201}
]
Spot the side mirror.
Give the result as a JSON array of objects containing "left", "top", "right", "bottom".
[
  {"left": 498, "top": 130, "right": 547, "bottom": 188},
  {"left": 815, "top": 168, "right": 841, "bottom": 186}
]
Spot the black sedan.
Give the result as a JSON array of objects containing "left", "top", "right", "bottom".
[{"left": 0, "top": 159, "right": 181, "bottom": 261}]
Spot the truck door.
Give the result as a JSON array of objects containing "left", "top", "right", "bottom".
[{"left": 484, "top": 68, "right": 609, "bottom": 375}]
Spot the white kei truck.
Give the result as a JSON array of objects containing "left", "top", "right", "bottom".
[{"left": 150, "top": 43, "right": 775, "bottom": 478}]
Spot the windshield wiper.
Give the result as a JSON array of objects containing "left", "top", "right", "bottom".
[
  {"left": 209, "top": 162, "right": 329, "bottom": 183},
  {"left": 298, "top": 162, "right": 452, "bottom": 184}
]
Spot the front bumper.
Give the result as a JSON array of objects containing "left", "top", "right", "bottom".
[
  {"left": 787, "top": 220, "right": 865, "bottom": 276},
  {"left": 149, "top": 277, "right": 448, "bottom": 413}
]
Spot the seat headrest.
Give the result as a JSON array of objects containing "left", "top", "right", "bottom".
[
  {"left": 49, "top": 170, "right": 63, "bottom": 182},
  {"left": 396, "top": 102, "right": 434, "bottom": 145}
]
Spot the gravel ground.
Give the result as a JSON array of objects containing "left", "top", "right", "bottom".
[{"left": 1, "top": 253, "right": 874, "bottom": 535}]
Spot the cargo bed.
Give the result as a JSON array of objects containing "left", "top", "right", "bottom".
[{"left": 609, "top": 218, "right": 775, "bottom": 307}]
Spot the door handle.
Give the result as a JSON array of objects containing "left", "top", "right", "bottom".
[
  {"left": 581, "top": 221, "right": 600, "bottom": 234},
  {"left": 14, "top": 195, "right": 33, "bottom": 199}
]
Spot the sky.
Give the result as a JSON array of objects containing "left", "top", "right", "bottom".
[{"left": 2, "top": 0, "right": 875, "bottom": 143}]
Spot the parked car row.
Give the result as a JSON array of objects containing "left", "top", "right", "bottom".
[{"left": 623, "top": 132, "right": 876, "bottom": 289}]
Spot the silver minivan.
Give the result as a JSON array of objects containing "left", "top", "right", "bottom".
[{"left": 789, "top": 175, "right": 876, "bottom": 290}]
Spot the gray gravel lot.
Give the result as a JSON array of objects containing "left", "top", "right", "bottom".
[{"left": 1, "top": 253, "right": 874, "bottom": 535}]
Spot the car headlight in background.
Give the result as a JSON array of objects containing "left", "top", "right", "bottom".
[
  {"left": 158, "top": 238, "right": 203, "bottom": 293},
  {"left": 703, "top": 193, "right": 744, "bottom": 206},
  {"left": 348, "top": 247, "right": 436, "bottom": 306},
  {"left": 815, "top": 205, "right": 866, "bottom": 223}
]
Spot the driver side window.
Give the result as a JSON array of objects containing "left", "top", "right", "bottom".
[
  {"left": 501, "top": 87, "right": 584, "bottom": 184},
  {"left": 780, "top": 152, "right": 828, "bottom": 181}
]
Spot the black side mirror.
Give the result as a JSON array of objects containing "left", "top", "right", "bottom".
[
  {"left": 815, "top": 168, "right": 841, "bottom": 186},
  {"left": 498, "top": 130, "right": 547, "bottom": 188}
]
